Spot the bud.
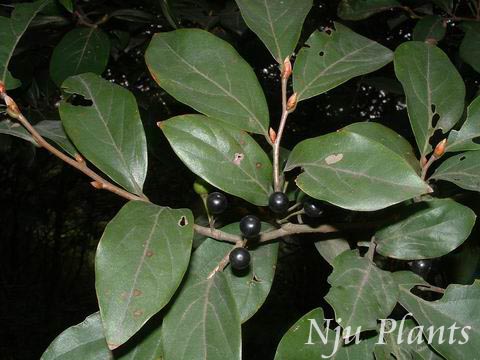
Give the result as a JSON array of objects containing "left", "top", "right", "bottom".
[
  {"left": 433, "top": 139, "right": 447, "bottom": 158},
  {"left": 281, "top": 56, "right": 292, "bottom": 80},
  {"left": 0, "top": 81, "right": 5, "bottom": 94},
  {"left": 286, "top": 92, "right": 298, "bottom": 112},
  {"left": 193, "top": 178, "right": 210, "bottom": 196},
  {"left": 269, "top": 127, "right": 277, "bottom": 143},
  {"left": 90, "top": 181, "right": 103, "bottom": 189},
  {"left": 74, "top": 153, "right": 85, "bottom": 163}
]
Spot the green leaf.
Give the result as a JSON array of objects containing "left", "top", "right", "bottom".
[
  {"left": 285, "top": 129, "right": 430, "bottom": 211},
  {"left": 95, "top": 201, "right": 193, "bottom": 349},
  {"left": 343, "top": 122, "right": 420, "bottom": 172},
  {"left": 235, "top": 0, "right": 312, "bottom": 63},
  {"left": 59, "top": 0, "right": 74, "bottom": 13},
  {"left": 325, "top": 250, "right": 399, "bottom": 332},
  {"left": 162, "top": 239, "right": 241, "bottom": 360},
  {"left": 274, "top": 307, "right": 377, "bottom": 360},
  {"left": 413, "top": 15, "right": 446, "bottom": 43},
  {"left": 398, "top": 280, "right": 480, "bottom": 359},
  {"left": 432, "top": 151, "right": 480, "bottom": 192},
  {"left": 314, "top": 238, "right": 350, "bottom": 266},
  {"left": 294, "top": 23, "right": 393, "bottom": 101},
  {"left": 200, "top": 223, "right": 278, "bottom": 322},
  {"left": 0, "top": 0, "right": 51, "bottom": 89},
  {"left": 161, "top": 114, "right": 272, "bottom": 206},
  {"left": 115, "top": 317, "right": 163, "bottom": 360},
  {"left": 50, "top": 27, "right": 111, "bottom": 86},
  {"left": 375, "top": 319, "right": 443, "bottom": 360},
  {"left": 394, "top": 42, "right": 465, "bottom": 157},
  {"left": 447, "top": 96, "right": 480, "bottom": 152},
  {"left": 145, "top": 29, "right": 269, "bottom": 135},
  {"left": 376, "top": 199, "right": 475, "bottom": 260},
  {"left": 60, "top": 73, "right": 148, "bottom": 196},
  {"left": 40, "top": 313, "right": 111, "bottom": 360},
  {"left": 337, "top": 0, "right": 401, "bottom": 20},
  {"left": 432, "top": 0, "right": 453, "bottom": 12},
  {"left": 460, "top": 22, "right": 480, "bottom": 74},
  {"left": 0, "top": 119, "right": 78, "bottom": 157}
]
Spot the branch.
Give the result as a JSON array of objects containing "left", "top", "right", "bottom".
[{"left": 0, "top": 85, "right": 148, "bottom": 203}]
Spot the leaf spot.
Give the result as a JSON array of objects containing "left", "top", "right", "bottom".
[
  {"left": 146, "top": 249, "right": 154, "bottom": 257},
  {"left": 133, "top": 289, "right": 142, "bottom": 297},
  {"left": 133, "top": 309, "right": 144, "bottom": 318},
  {"left": 256, "top": 162, "right": 262, "bottom": 168},
  {"left": 233, "top": 153, "right": 244, "bottom": 165},
  {"left": 178, "top": 216, "right": 188, "bottom": 227},
  {"left": 325, "top": 153, "right": 343, "bottom": 165}
]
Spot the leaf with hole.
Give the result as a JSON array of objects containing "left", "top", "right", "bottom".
[
  {"left": 285, "top": 129, "right": 430, "bottom": 211},
  {"left": 162, "top": 239, "right": 241, "bottom": 360},
  {"left": 40, "top": 313, "right": 111, "bottom": 360},
  {"left": 49, "top": 27, "right": 110, "bottom": 86},
  {"left": 0, "top": 0, "right": 51, "bottom": 89},
  {"left": 432, "top": 151, "right": 480, "bottom": 192},
  {"left": 60, "top": 73, "right": 148, "bottom": 196},
  {"left": 413, "top": 15, "right": 446, "bottom": 43},
  {"left": 337, "top": 0, "right": 401, "bottom": 20},
  {"left": 161, "top": 114, "right": 272, "bottom": 206},
  {"left": 394, "top": 42, "right": 465, "bottom": 157},
  {"left": 376, "top": 199, "right": 475, "bottom": 260},
  {"left": 447, "top": 96, "right": 480, "bottom": 152},
  {"left": 325, "top": 250, "right": 399, "bottom": 332},
  {"left": 274, "top": 307, "right": 377, "bottom": 360},
  {"left": 398, "top": 280, "right": 480, "bottom": 359},
  {"left": 460, "top": 22, "right": 480, "bottom": 74},
  {"left": 95, "top": 201, "right": 193, "bottom": 349},
  {"left": 235, "top": 0, "right": 312, "bottom": 63},
  {"left": 145, "top": 29, "right": 269, "bottom": 135},
  {"left": 293, "top": 23, "right": 393, "bottom": 101}
]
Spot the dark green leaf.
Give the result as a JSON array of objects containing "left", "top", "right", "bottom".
[
  {"left": 285, "top": 129, "right": 430, "bottom": 211},
  {"left": 338, "top": 0, "right": 401, "bottom": 20},
  {"left": 325, "top": 250, "right": 399, "bottom": 332},
  {"left": 200, "top": 223, "right": 278, "bottom": 322},
  {"left": 115, "top": 317, "right": 163, "bottom": 360},
  {"left": 60, "top": 73, "right": 148, "bottom": 196},
  {"left": 109, "top": 9, "right": 154, "bottom": 23},
  {"left": 0, "top": 119, "right": 77, "bottom": 157},
  {"left": 376, "top": 199, "right": 475, "bottom": 260},
  {"left": 432, "top": 0, "right": 453, "bottom": 12},
  {"left": 274, "top": 307, "right": 377, "bottom": 359},
  {"left": 59, "top": 0, "right": 74, "bottom": 13},
  {"left": 145, "top": 29, "right": 269, "bottom": 135},
  {"left": 96, "top": 201, "right": 193, "bottom": 349},
  {"left": 343, "top": 122, "right": 420, "bottom": 171},
  {"left": 314, "top": 238, "right": 350, "bottom": 266},
  {"left": 398, "top": 280, "right": 480, "bottom": 359},
  {"left": 460, "top": 23, "right": 480, "bottom": 74},
  {"left": 413, "top": 15, "right": 446, "bottom": 43},
  {"left": 394, "top": 42, "right": 465, "bottom": 157},
  {"left": 161, "top": 115, "right": 272, "bottom": 206},
  {"left": 447, "top": 96, "right": 480, "bottom": 152},
  {"left": 162, "top": 239, "right": 241, "bottom": 360},
  {"left": 294, "top": 23, "right": 393, "bottom": 101},
  {"left": 235, "top": 0, "right": 312, "bottom": 63},
  {"left": 50, "top": 27, "right": 111, "bottom": 86},
  {"left": 432, "top": 151, "right": 480, "bottom": 191},
  {"left": 40, "top": 313, "right": 112, "bottom": 360},
  {"left": 0, "top": 0, "right": 51, "bottom": 89}
]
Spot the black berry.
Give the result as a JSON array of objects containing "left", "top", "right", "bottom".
[
  {"left": 239, "top": 215, "right": 261, "bottom": 237},
  {"left": 269, "top": 192, "right": 289, "bottom": 214},
  {"left": 229, "top": 247, "right": 251, "bottom": 270},
  {"left": 207, "top": 192, "right": 228, "bottom": 215},
  {"left": 303, "top": 197, "right": 324, "bottom": 218}
]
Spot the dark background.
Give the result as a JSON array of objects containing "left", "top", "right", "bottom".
[{"left": 0, "top": 0, "right": 479, "bottom": 359}]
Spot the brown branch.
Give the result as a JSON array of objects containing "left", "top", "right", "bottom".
[{"left": 0, "top": 87, "right": 148, "bottom": 203}]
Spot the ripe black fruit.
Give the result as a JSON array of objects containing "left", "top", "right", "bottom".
[
  {"left": 207, "top": 192, "right": 228, "bottom": 215},
  {"left": 239, "top": 215, "right": 261, "bottom": 237},
  {"left": 303, "top": 197, "right": 324, "bottom": 218},
  {"left": 269, "top": 192, "right": 289, "bottom": 214},
  {"left": 229, "top": 247, "right": 251, "bottom": 270}
]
